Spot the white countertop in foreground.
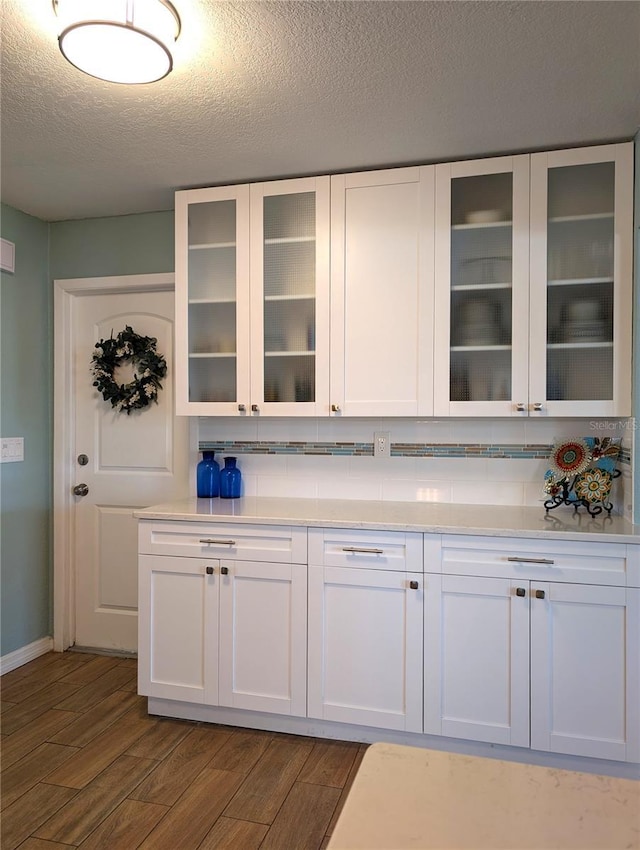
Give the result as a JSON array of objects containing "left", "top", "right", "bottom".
[
  {"left": 136, "top": 497, "right": 640, "bottom": 544},
  {"left": 327, "top": 743, "right": 640, "bottom": 850}
]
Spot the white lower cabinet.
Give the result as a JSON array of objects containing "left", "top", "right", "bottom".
[
  {"left": 138, "top": 520, "right": 639, "bottom": 766},
  {"left": 138, "top": 554, "right": 307, "bottom": 716},
  {"left": 307, "top": 527, "right": 424, "bottom": 731},
  {"left": 307, "top": 565, "right": 423, "bottom": 731},
  {"left": 424, "top": 573, "right": 640, "bottom": 762}
]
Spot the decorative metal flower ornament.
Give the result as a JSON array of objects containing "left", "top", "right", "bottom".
[{"left": 548, "top": 439, "right": 592, "bottom": 479}]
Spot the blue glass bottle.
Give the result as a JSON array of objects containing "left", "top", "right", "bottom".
[
  {"left": 196, "top": 451, "right": 220, "bottom": 498},
  {"left": 220, "top": 456, "right": 241, "bottom": 498}
]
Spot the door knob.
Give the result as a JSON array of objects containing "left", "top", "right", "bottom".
[{"left": 73, "top": 483, "right": 89, "bottom": 496}]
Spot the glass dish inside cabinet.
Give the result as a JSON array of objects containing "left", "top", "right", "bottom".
[
  {"left": 545, "top": 162, "right": 615, "bottom": 402},
  {"left": 263, "top": 192, "right": 317, "bottom": 404}
]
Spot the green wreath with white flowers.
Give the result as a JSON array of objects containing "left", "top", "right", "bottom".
[{"left": 90, "top": 325, "right": 167, "bottom": 414}]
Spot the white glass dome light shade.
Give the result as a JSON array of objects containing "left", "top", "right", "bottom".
[{"left": 54, "top": 0, "right": 181, "bottom": 84}]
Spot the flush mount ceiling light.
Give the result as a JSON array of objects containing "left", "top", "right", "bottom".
[{"left": 53, "top": 0, "right": 181, "bottom": 84}]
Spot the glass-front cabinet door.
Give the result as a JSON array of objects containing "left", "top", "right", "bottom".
[
  {"left": 175, "top": 177, "right": 329, "bottom": 416},
  {"left": 434, "top": 155, "right": 530, "bottom": 416},
  {"left": 529, "top": 144, "right": 633, "bottom": 417},
  {"left": 175, "top": 185, "right": 251, "bottom": 415},
  {"left": 249, "top": 177, "right": 330, "bottom": 416}
]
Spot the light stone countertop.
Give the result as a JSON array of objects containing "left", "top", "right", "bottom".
[
  {"left": 327, "top": 743, "right": 640, "bottom": 850},
  {"left": 135, "top": 497, "right": 640, "bottom": 544}
]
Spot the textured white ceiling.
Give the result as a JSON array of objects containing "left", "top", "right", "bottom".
[{"left": 1, "top": 0, "right": 639, "bottom": 222}]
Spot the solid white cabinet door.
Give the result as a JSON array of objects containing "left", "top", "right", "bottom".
[
  {"left": 308, "top": 565, "right": 423, "bottom": 732},
  {"left": 138, "top": 555, "right": 218, "bottom": 704},
  {"left": 218, "top": 560, "right": 307, "bottom": 716},
  {"left": 424, "top": 574, "right": 530, "bottom": 747},
  {"left": 530, "top": 582, "right": 639, "bottom": 762},
  {"left": 330, "top": 167, "right": 435, "bottom": 416}
]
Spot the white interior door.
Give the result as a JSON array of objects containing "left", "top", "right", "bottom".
[{"left": 69, "top": 286, "right": 190, "bottom": 652}]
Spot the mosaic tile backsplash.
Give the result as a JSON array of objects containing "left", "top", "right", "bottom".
[{"left": 198, "top": 417, "right": 634, "bottom": 518}]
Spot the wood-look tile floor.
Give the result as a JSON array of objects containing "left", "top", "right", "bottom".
[{"left": 0, "top": 651, "right": 367, "bottom": 850}]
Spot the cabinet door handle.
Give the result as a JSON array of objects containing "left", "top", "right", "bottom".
[
  {"left": 220, "top": 566, "right": 229, "bottom": 575},
  {"left": 535, "top": 589, "right": 546, "bottom": 599},
  {"left": 331, "top": 404, "right": 341, "bottom": 412},
  {"left": 532, "top": 402, "right": 543, "bottom": 411},
  {"left": 238, "top": 404, "right": 246, "bottom": 412},
  {"left": 205, "top": 566, "right": 215, "bottom": 575},
  {"left": 251, "top": 404, "right": 259, "bottom": 412},
  {"left": 515, "top": 402, "right": 526, "bottom": 412},
  {"left": 515, "top": 587, "right": 526, "bottom": 597},
  {"left": 199, "top": 538, "right": 236, "bottom": 546},
  {"left": 342, "top": 546, "right": 384, "bottom": 554},
  {"left": 507, "top": 557, "right": 554, "bottom": 565},
  {"left": 409, "top": 580, "right": 419, "bottom": 590}
]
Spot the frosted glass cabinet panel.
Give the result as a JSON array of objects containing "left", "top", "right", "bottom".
[
  {"left": 175, "top": 185, "right": 251, "bottom": 415},
  {"left": 176, "top": 177, "right": 329, "bottom": 416},
  {"left": 251, "top": 181, "right": 330, "bottom": 415},
  {"left": 529, "top": 144, "right": 633, "bottom": 417},
  {"left": 434, "top": 156, "right": 530, "bottom": 416}
]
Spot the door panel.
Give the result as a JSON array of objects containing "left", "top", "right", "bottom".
[
  {"left": 424, "top": 574, "right": 530, "bottom": 747},
  {"left": 74, "top": 290, "right": 190, "bottom": 652},
  {"left": 530, "top": 582, "right": 634, "bottom": 760}
]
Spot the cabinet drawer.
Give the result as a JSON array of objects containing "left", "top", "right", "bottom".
[
  {"left": 441, "top": 534, "right": 634, "bottom": 586},
  {"left": 139, "top": 521, "right": 307, "bottom": 564},
  {"left": 308, "top": 527, "right": 422, "bottom": 572}
]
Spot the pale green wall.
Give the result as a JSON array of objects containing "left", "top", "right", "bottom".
[
  {"left": 0, "top": 204, "right": 52, "bottom": 655},
  {"left": 1, "top": 205, "right": 173, "bottom": 658},
  {"left": 50, "top": 210, "right": 174, "bottom": 279}
]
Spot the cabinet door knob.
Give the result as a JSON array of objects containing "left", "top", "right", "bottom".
[
  {"left": 515, "top": 587, "right": 526, "bottom": 597},
  {"left": 331, "top": 404, "right": 341, "bottom": 412},
  {"left": 205, "top": 566, "right": 214, "bottom": 575},
  {"left": 220, "top": 566, "right": 229, "bottom": 575},
  {"left": 409, "top": 580, "right": 419, "bottom": 590},
  {"left": 532, "top": 402, "right": 543, "bottom": 411},
  {"left": 238, "top": 404, "right": 246, "bottom": 412},
  {"left": 535, "top": 589, "right": 546, "bottom": 599},
  {"left": 251, "top": 404, "right": 259, "bottom": 412},
  {"left": 515, "top": 403, "right": 526, "bottom": 412}
]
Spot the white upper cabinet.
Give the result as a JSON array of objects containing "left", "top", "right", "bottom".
[
  {"left": 330, "top": 167, "right": 435, "bottom": 416},
  {"left": 249, "top": 178, "right": 330, "bottom": 416},
  {"left": 434, "top": 143, "right": 632, "bottom": 417},
  {"left": 529, "top": 144, "right": 633, "bottom": 417},
  {"left": 434, "top": 155, "right": 530, "bottom": 416},
  {"left": 175, "top": 184, "right": 251, "bottom": 416},
  {"left": 175, "top": 143, "right": 632, "bottom": 418},
  {"left": 175, "top": 177, "right": 330, "bottom": 416}
]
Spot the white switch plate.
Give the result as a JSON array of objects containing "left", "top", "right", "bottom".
[
  {"left": 1, "top": 437, "right": 24, "bottom": 462},
  {"left": 374, "top": 431, "right": 391, "bottom": 458}
]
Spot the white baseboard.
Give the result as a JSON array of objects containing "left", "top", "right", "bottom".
[{"left": 0, "top": 636, "right": 54, "bottom": 675}]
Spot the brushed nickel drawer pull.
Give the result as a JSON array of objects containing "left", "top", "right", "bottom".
[
  {"left": 200, "top": 538, "right": 236, "bottom": 546},
  {"left": 342, "top": 546, "right": 384, "bottom": 555},
  {"left": 507, "top": 556, "right": 554, "bottom": 565}
]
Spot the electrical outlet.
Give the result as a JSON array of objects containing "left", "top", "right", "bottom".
[{"left": 374, "top": 431, "right": 390, "bottom": 458}]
